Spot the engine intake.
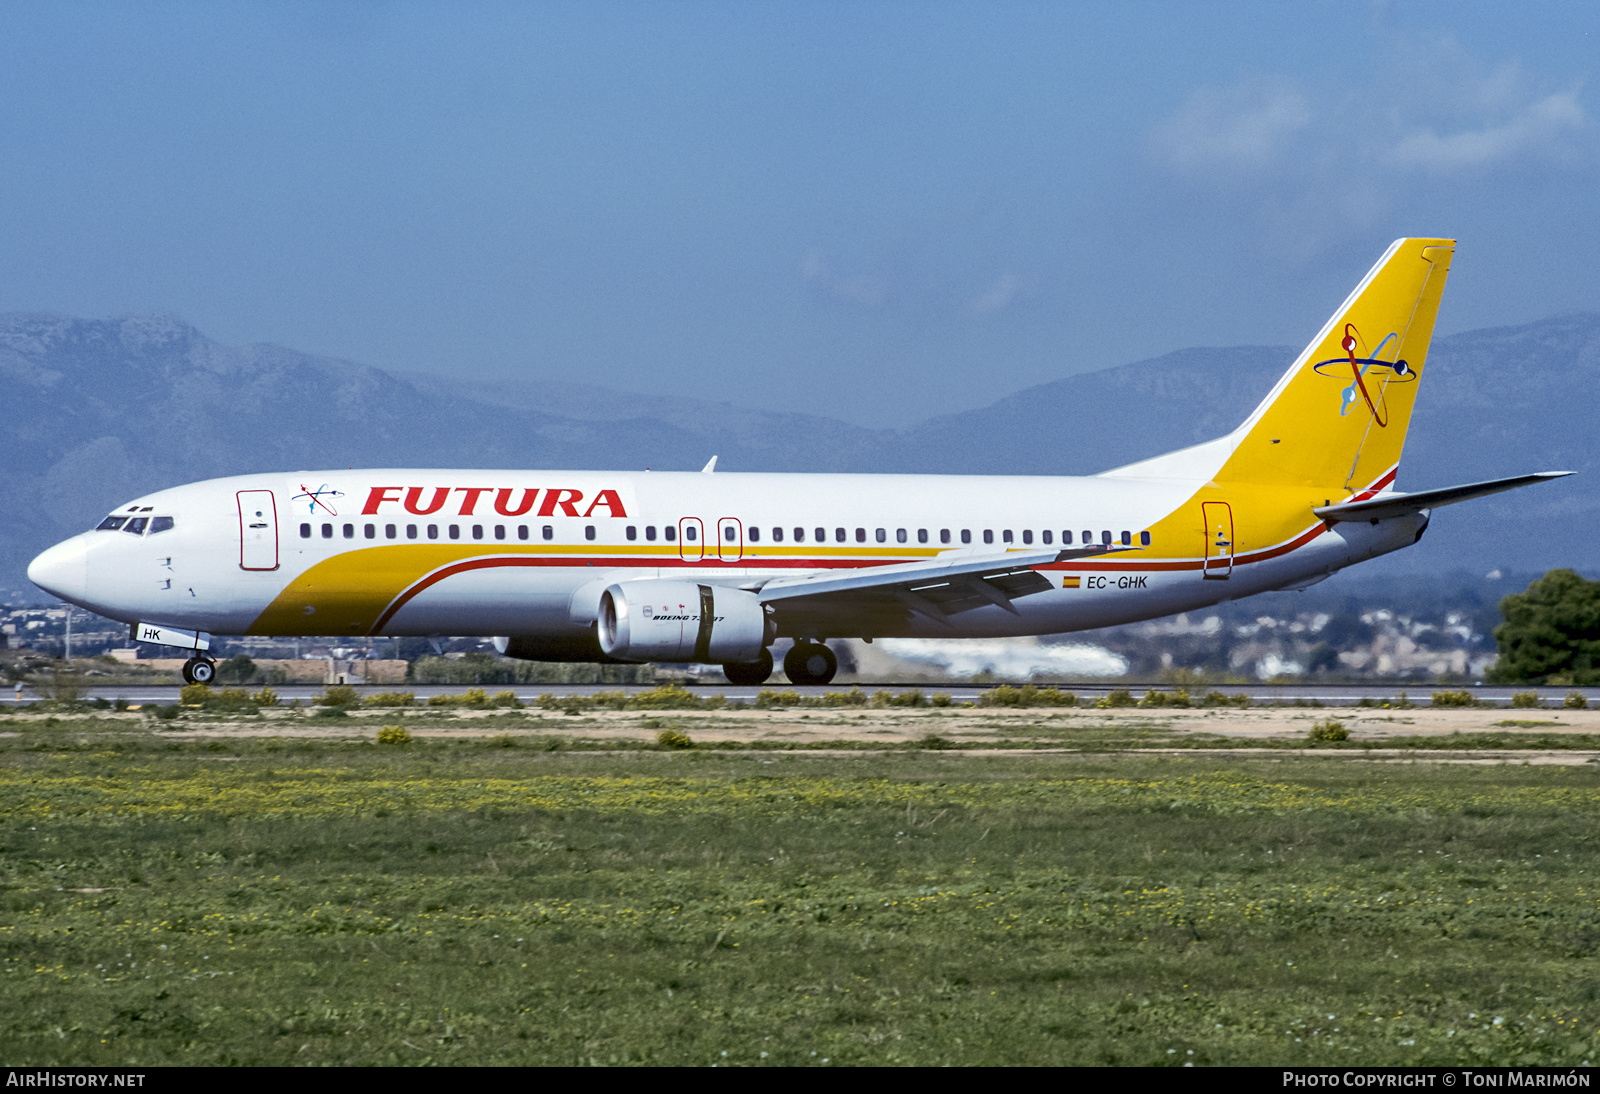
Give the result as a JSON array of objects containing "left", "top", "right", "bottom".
[{"left": 598, "top": 580, "right": 770, "bottom": 663}]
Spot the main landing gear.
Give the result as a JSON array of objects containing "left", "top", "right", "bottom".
[
  {"left": 721, "top": 647, "right": 774, "bottom": 686},
  {"left": 181, "top": 656, "right": 217, "bottom": 685},
  {"left": 783, "top": 641, "right": 838, "bottom": 686}
]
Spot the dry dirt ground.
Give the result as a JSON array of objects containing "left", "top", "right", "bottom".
[{"left": 14, "top": 704, "right": 1600, "bottom": 764}]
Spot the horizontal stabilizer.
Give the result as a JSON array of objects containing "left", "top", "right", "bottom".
[{"left": 1313, "top": 472, "right": 1572, "bottom": 524}]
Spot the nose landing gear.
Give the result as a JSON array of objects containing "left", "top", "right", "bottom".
[
  {"left": 783, "top": 641, "right": 838, "bottom": 686},
  {"left": 181, "top": 656, "right": 217, "bottom": 685}
]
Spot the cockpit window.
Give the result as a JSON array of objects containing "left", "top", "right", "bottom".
[
  {"left": 96, "top": 516, "right": 128, "bottom": 531},
  {"left": 149, "top": 516, "right": 175, "bottom": 534},
  {"left": 123, "top": 517, "right": 149, "bottom": 535}
]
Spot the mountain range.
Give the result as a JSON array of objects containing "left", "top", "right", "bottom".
[{"left": 3, "top": 310, "right": 1596, "bottom": 601}]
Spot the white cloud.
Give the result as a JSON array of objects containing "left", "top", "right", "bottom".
[
  {"left": 1390, "top": 89, "right": 1585, "bottom": 171},
  {"left": 967, "top": 272, "right": 1022, "bottom": 316},
  {"left": 800, "top": 250, "right": 886, "bottom": 309},
  {"left": 1150, "top": 82, "right": 1311, "bottom": 172}
]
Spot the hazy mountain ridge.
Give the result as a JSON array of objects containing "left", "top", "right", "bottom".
[{"left": 2, "top": 310, "right": 1596, "bottom": 599}]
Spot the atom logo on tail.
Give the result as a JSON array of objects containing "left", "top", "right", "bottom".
[{"left": 1310, "top": 323, "right": 1415, "bottom": 427}]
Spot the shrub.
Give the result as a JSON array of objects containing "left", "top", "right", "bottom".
[
  {"left": 144, "top": 704, "right": 181, "bottom": 721},
  {"left": 916, "top": 733, "right": 955, "bottom": 750},
  {"left": 1510, "top": 691, "right": 1543, "bottom": 709},
  {"left": 1565, "top": 690, "right": 1589, "bottom": 710},
  {"left": 819, "top": 687, "right": 869, "bottom": 708},
  {"left": 365, "top": 691, "right": 415, "bottom": 707},
  {"left": 489, "top": 733, "right": 518, "bottom": 748},
  {"left": 180, "top": 683, "right": 212, "bottom": 706},
  {"left": 376, "top": 724, "right": 412, "bottom": 745},
  {"left": 929, "top": 693, "right": 953, "bottom": 708},
  {"left": 872, "top": 689, "right": 926, "bottom": 708},
  {"left": 1307, "top": 719, "right": 1349, "bottom": 742},
  {"left": 1140, "top": 688, "right": 1191, "bottom": 709},
  {"left": 1095, "top": 689, "right": 1136, "bottom": 709},
  {"left": 317, "top": 685, "right": 360, "bottom": 707},
  {"left": 656, "top": 727, "right": 693, "bottom": 749},
  {"left": 1201, "top": 690, "right": 1251, "bottom": 708},
  {"left": 251, "top": 687, "right": 280, "bottom": 707},
  {"left": 755, "top": 689, "right": 803, "bottom": 709},
  {"left": 1432, "top": 690, "right": 1478, "bottom": 708},
  {"left": 491, "top": 690, "right": 522, "bottom": 708},
  {"left": 982, "top": 685, "right": 1076, "bottom": 708}
]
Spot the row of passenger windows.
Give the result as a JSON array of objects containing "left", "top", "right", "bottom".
[
  {"left": 97, "top": 515, "right": 175, "bottom": 536},
  {"left": 299, "top": 521, "right": 1154, "bottom": 548},
  {"left": 300, "top": 522, "right": 586, "bottom": 541}
]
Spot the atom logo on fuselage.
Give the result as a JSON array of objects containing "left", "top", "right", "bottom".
[
  {"left": 1310, "top": 323, "right": 1414, "bottom": 427},
  {"left": 293, "top": 484, "right": 344, "bottom": 517}
]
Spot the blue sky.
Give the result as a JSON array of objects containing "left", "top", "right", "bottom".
[{"left": 3, "top": 2, "right": 1597, "bottom": 426}]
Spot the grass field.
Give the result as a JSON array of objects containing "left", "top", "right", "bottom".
[{"left": 3, "top": 709, "right": 1600, "bottom": 1065}]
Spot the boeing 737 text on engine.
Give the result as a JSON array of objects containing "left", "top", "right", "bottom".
[{"left": 27, "top": 239, "right": 1570, "bottom": 685}]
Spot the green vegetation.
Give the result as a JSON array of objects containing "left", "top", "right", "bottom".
[
  {"left": 375, "top": 724, "right": 413, "bottom": 746},
  {"left": 1431, "top": 690, "right": 1479, "bottom": 708},
  {"left": 1489, "top": 569, "right": 1600, "bottom": 686},
  {"left": 408, "top": 652, "right": 655, "bottom": 686},
  {"left": 3, "top": 726, "right": 1600, "bottom": 1066},
  {"left": 1306, "top": 719, "right": 1349, "bottom": 743}
]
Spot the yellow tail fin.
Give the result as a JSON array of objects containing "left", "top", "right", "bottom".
[{"left": 1217, "top": 238, "right": 1454, "bottom": 492}]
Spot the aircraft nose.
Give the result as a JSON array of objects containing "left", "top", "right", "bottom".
[{"left": 28, "top": 536, "right": 89, "bottom": 602}]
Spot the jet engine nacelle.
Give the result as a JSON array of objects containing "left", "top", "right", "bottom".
[{"left": 598, "top": 580, "right": 770, "bottom": 663}]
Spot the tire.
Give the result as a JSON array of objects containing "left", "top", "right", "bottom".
[
  {"left": 186, "top": 657, "right": 216, "bottom": 685},
  {"left": 722, "top": 647, "right": 773, "bottom": 686},
  {"left": 783, "top": 641, "right": 837, "bottom": 686}
]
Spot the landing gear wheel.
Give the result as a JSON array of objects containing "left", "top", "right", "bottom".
[
  {"left": 182, "top": 657, "right": 216, "bottom": 685},
  {"left": 783, "top": 641, "right": 837, "bottom": 686},
  {"left": 722, "top": 647, "right": 774, "bottom": 686}
]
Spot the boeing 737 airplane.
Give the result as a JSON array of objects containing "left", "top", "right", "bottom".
[{"left": 27, "top": 238, "right": 1569, "bottom": 685}]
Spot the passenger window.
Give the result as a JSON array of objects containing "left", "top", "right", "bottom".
[
  {"left": 664, "top": 526, "right": 675, "bottom": 542},
  {"left": 917, "top": 529, "right": 927, "bottom": 544},
  {"left": 495, "top": 525, "right": 506, "bottom": 540},
  {"left": 385, "top": 524, "right": 397, "bottom": 539},
  {"left": 725, "top": 526, "right": 736, "bottom": 542},
  {"left": 815, "top": 527, "right": 826, "bottom": 542},
  {"left": 585, "top": 525, "right": 596, "bottom": 541},
  {"left": 365, "top": 524, "right": 376, "bottom": 539},
  {"left": 772, "top": 527, "right": 784, "bottom": 543},
  {"left": 472, "top": 525, "right": 483, "bottom": 540},
  {"left": 1120, "top": 530, "right": 1131, "bottom": 545},
  {"left": 1082, "top": 530, "right": 1092, "bottom": 544},
  {"left": 645, "top": 525, "right": 656, "bottom": 541},
  {"left": 321, "top": 523, "right": 333, "bottom": 539},
  {"left": 685, "top": 525, "right": 697, "bottom": 542},
  {"left": 960, "top": 530, "right": 971, "bottom": 544},
  {"left": 983, "top": 530, "right": 994, "bottom": 545},
  {"left": 792, "top": 527, "right": 803, "bottom": 543},
  {"left": 96, "top": 516, "right": 128, "bottom": 531},
  {"left": 343, "top": 524, "right": 354, "bottom": 539},
  {"left": 836, "top": 528, "right": 846, "bottom": 543},
  {"left": 543, "top": 525, "right": 555, "bottom": 541},
  {"left": 1042, "top": 530, "right": 1052, "bottom": 545},
  {"left": 896, "top": 529, "right": 906, "bottom": 543},
  {"left": 1062, "top": 530, "right": 1072, "bottom": 544},
  {"left": 448, "top": 524, "right": 460, "bottom": 539},
  {"left": 1140, "top": 531, "right": 1151, "bottom": 546},
  {"left": 871, "top": 528, "right": 882, "bottom": 543},
  {"left": 1021, "top": 530, "right": 1032, "bottom": 545},
  {"left": 626, "top": 526, "right": 637, "bottom": 541},
  {"left": 1101, "top": 530, "right": 1112, "bottom": 545},
  {"left": 939, "top": 529, "right": 950, "bottom": 544},
  {"left": 1002, "top": 530, "right": 1013, "bottom": 544},
  {"left": 428, "top": 525, "right": 439, "bottom": 540},
  {"left": 403, "top": 524, "right": 414, "bottom": 539},
  {"left": 299, "top": 523, "right": 311, "bottom": 539},
  {"left": 749, "top": 527, "right": 760, "bottom": 542},
  {"left": 151, "top": 516, "right": 175, "bottom": 535},
  {"left": 518, "top": 525, "right": 529, "bottom": 540}
]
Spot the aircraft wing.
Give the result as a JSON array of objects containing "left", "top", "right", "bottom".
[
  {"left": 1313, "top": 471, "right": 1572, "bottom": 524},
  {"left": 757, "top": 545, "right": 1131, "bottom": 625}
]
